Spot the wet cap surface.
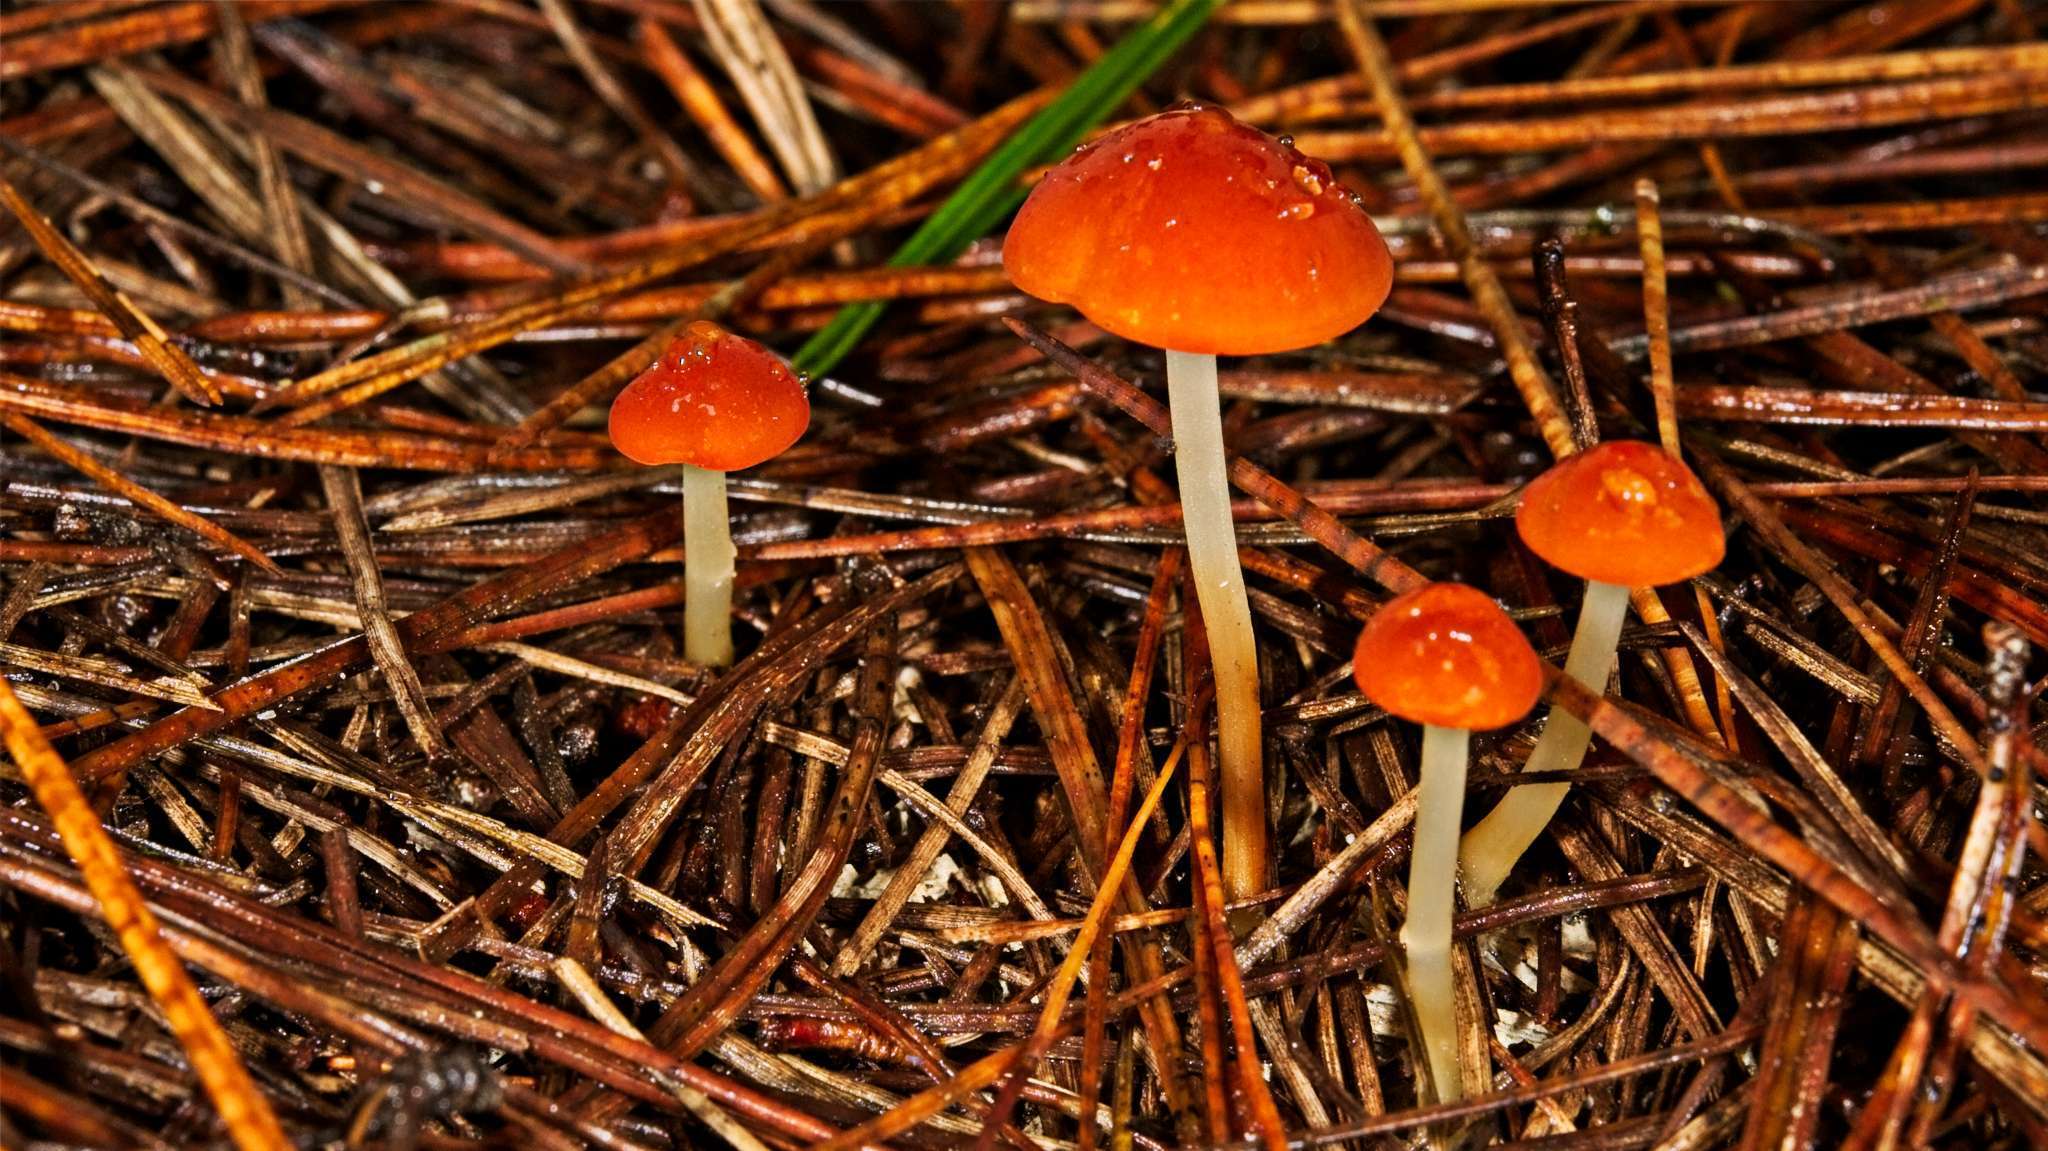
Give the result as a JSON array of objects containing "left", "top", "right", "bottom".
[
  {"left": 1003, "top": 104, "right": 1393, "bottom": 356},
  {"left": 1352, "top": 582, "right": 1542, "bottom": 730},
  {"left": 1516, "top": 440, "right": 1725, "bottom": 587},
  {"left": 608, "top": 321, "right": 810, "bottom": 471}
]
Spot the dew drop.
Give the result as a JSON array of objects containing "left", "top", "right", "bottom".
[{"left": 1290, "top": 164, "right": 1324, "bottom": 196}]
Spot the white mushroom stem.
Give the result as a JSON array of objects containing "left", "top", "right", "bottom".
[
  {"left": 1166, "top": 348, "right": 1265, "bottom": 904},
  {"left": 1405, "top": 722, "right": 1469, "bottom": 1103},
  {"left": 682, "top": 463, "right": 737, "bottom": 668},
  {"left": 1458, "top": 577, "right": 1632, "bottom": 906}
]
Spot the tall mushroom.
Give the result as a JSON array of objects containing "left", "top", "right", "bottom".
[
  {"left": 609, "top": 320, "right": 810, "bottom": 668},
  {"left": 1459, "top": 441, "right": 1723, "bottom": 906},
  {"left": 1004, "top": 103, "right": 1394, "bottom": 901},
  {"left": 1353, "top": 582, "right": 1541, "bottom": 1102}
]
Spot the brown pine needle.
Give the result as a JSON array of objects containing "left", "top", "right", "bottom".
[
  {"left": 0, "top": 379, "right": 615, "bottom": 472},
  {"left": 0, "top": 679, "right": 291, "bottom": 1150},
  {"left": 212, "top": 1, "right": 319, "bottom": 312},
  {"left": 1336, "top": 0, "right": 1576, "bottom": 461},
  {"left": 2, "top": 411, "right": 280, "bottom": 574},
  {"left": 279, "top": 90, "right": 1044, "bottom": 429},
  {"left": 1554, "top": 670, "right": 2048, "bottom": 1052},
  {"left": 124, "top": 65, "right": 591, "bottom": 276},
  {"left": 1181, "top": 669, "right": 1288, "bottom": 1150},
  {"left": 638, "top": 17, "right": 790, "bottom": 204},
  {"left": 1004, "top": 318, "right": 1429, "bottom": 596},
  {"left": 967, "top": 545, "right": 1192, "bottom": 1116},
  {"left": 1292, "top": 72, "right": 2048, "bottom": 160},
  {"left": 535, "top": 0, "right": 695, "bottom": 193},
  {"left": 0, "top": 172, "right": 220, "bottom": 406},
  {"left": 818, "top": 738, "right": 1185, "bottom": 1151},
  {"left": 1699, "top": 456, "right": 1987, "bottom": 777},
  {"left": 691, "top": 0, "right": 838, "bottom": 194},
  {"left": 833, "top": 678, "right": 1030, "bottom": 975},
  {"left": 318, "top": 465, "right": 450, "bottom": 762},
  {"left": 7, "top": 8, "right": 2048, "bottom": 1146},
  {"left": 1635, "top": 178, "right": 1680, "bottom": 454}
]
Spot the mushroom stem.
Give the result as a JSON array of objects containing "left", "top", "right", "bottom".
[
  {"left": 682, "top": 463, "right": 737, "bottom": 668},
  {"left": 1405, "top": 722, "right": 1470, "bottom": 1103},
  {"left": 1458, "top": 577, "right": 1632, "bottom": 906},
  {"left": 1166, "top": 348, "right": 1265, "bottom": 904}
]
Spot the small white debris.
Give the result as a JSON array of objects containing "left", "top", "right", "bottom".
[{"left": 1492, "top": 1008, "right": 1553, "bottom": 1048}]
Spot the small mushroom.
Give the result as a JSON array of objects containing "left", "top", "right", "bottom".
[
  {"left": 609, "top": 321, "right": 809, "bottom": 668},
  {"left": 1354, "top": 582, "right": 1541, "bottom": 1103},
  {"left": 1005, "top": 103, "right": 1393, "bottom": 902},
  {"left": 1460, "top": 441, "right": 1724, "bottom": 907}
]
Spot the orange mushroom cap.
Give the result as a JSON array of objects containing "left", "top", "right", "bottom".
[
  {"left": 1353, "top": 583, "right": 1542, "bottom": 731},
  {"left": 1516, "top": 441, "right": 1724, "bottom": 587},
  {"left": 1003, "top": 103, "right": 1393, "bottom": 356},
  {"left": 608, "top": 321, "right": 810, "bottom": 471}
]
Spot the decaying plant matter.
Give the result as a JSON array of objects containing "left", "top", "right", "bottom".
[{"left": 1, "top": 2, "right": 2045, "bottom": 1150}]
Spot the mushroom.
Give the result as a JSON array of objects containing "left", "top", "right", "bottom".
[
  {"left": 1004, "top": 103, "right": 1394, "bottom": 902},
  {"left": 1459, "top": 441, "right": 1724, "bottom": 907},
  {"left": 609, "top": 320, "right": 810, "bottom": 668},
  {"left": 1353, "top": 581, "right": 1541, "bottom": 1103}
]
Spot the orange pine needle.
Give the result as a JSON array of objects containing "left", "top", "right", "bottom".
[{"left": 0, "top": 679, "right": 290, "bottom": 1150}]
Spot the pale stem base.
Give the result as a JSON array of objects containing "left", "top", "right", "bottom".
[
  {"left": 1167, "top": 348, "right": 1265, "bottom": 904},
  {"left": 1404, "top": 723, "right": 1470, "bottom": 1104},
  {"left": 683, "top": 464, "right": 736, "bottom": 668},
  {"left": 1458, "top": 578, "right": 1632, "bottom": 906}
]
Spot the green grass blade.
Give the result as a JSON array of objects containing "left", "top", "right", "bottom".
[{"left": 793, "top": 0, "right": 1220, "bottom": 380}]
